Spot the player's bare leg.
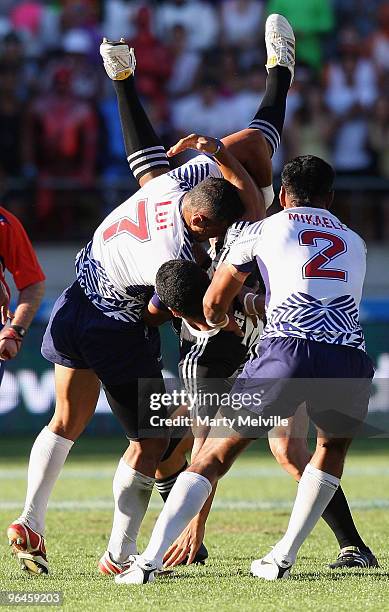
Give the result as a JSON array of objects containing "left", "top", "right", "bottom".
[
  {"left": 269, "top": 406, "right": 378, "bottom": 569},
  {"left": 48, "top": 366, "right": 101, "bottom": 440},
  {"left": 222, "top": 129, "right": 272, "bottom": 195},
  {"left": 268, "top": 403, "right": 311, "bottom": 480},
  {"left": 100, "top": 39, "right": 170, "bottom": 186},
  {"left": 8, "top": 366, "right": 100, "bottom": 574}
]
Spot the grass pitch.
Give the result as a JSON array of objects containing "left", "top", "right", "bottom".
[{"left": 0, "top": 437, "right": 388, "bottom": 612}]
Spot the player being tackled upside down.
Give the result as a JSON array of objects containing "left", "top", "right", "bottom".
[{"left": 7, "top": 14, "right": 293, "bottom": 575}]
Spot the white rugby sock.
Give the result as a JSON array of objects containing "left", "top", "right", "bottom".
[
  {"left": 272, "top": 463, "right": 340, "bottom": 565},
  {"left": 141, "top": 471, "right": 212, "bottom": 567},
  {"left": 107, "top": 459, "right": 155, "bottom": 562},
  {"left": 19, "top": 427, "right": 74, "bottom": 535}
]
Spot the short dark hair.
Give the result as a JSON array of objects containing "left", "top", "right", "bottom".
[
  {"left": 281, "top": 155, "right": 335, "bottom": 205},
  {"left": 188, "top": 177, "right": 244, "bottom": 225},
  {"left": 155, "top": 260, "right": 210, "bottom": 318}
]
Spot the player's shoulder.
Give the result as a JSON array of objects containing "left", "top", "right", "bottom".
[
  {"left": 324, "top": 210, "right": 367, "bottom": 253},
  {"left": 346, "top": 226, "right": 367, "bottom": 254}
]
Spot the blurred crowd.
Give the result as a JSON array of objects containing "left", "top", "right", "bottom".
[{"left": 0, "top": 0, "right": 388, "bottom": 240}]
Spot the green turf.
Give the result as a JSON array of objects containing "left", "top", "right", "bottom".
[{"left": 0, "top": 438, "right": 388, "bottom": 612}]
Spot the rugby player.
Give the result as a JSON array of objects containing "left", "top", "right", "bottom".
[
  {"left": 98, "top": 13, "right": 295, "bottom": 575},
  {"left": 116, "top": 154, "right": 375, "bottom": 583},
  {"left": 148, "top": 257, "right": 377, "bottom": 571},
  {"left": 7, "top": 14, "right": 293, "bottom": 575},
  {"left": 0, "top": 208, "right": 45, "bottom": 381}
]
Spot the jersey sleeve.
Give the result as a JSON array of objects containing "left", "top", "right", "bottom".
[
  {"left": 225, "top": 221, "right": 264, "bottom": 272},
  {"left": 0, "top": 208, "right": 45, "bottom": 290},
  {"left": 167, "top": 154, "right": 223, "bottom": 190},
  {"left": 150, "top": 291, "right": 169, "bottom": 312}
]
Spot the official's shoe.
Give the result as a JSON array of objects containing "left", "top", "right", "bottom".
[
  {"left": 98, "top": 550, "right": 136, "bottom": 575},
  {"left": 7, "top": 520, "right": 49, "bottom": 575},
  {"left": 265, "top": 14, "right": 295, "bottom": 83},
  {"left": 114, "top": 556, "right": 158, "bottom": 585},
  {"left": 250, "top": 551, "right": 292, "bottom": 580},
  {"left": 100, "top": 37, "right": 136, "bottom": 80},
  {"left": 329, "top": 546, "right": 379, "bottom": 569}
]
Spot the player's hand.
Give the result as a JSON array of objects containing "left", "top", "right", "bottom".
[
  {"left": 239, "top": 286, "right": 265, "bottom": 327},
  {"left": 167, "top": 134, "right": 223, "bottom": 158},
  {"left": 223, "top": 314, "right": 244, "bottom": 337},
  {"left": 0, "top": 281, "right": 12, "bottom": 325},
  {"left": 163, "top": 518, "right": 205, "bottom": 567}
]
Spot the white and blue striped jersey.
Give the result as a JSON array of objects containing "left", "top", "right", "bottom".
[
  {"left": 76, "top": 155, "right": 222, "bottom": 322},
  {"left": 226, "top": 206, "right": 367, "bottom": 350}
]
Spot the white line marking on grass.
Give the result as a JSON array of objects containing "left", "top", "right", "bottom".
[
  {"left": 1, "top": 499, "right": 389, "bottom": 511},
  {"left": 1, "top": 466, "right": 389, "bottom": 480}
]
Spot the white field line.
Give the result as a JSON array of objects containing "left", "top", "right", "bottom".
[
  {"left": 0, "top": 499, "right": 389, "bottom": 511},
  {"left": 1, "top": 466, "right": 389, "bottom": 480}
]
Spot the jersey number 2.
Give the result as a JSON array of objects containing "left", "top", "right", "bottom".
[
  {"left": 299, "top": 229, "right": 347, "bottom": 281},
  {"left": 103, "top": 199, "right": 150, "bottom": 243}
]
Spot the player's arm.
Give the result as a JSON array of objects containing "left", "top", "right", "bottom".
[
  {"left": 143, "top": 293, "right": 172, "bottom": 327},
  {"left": 204, "top": 223, "right": 260, "bottom": 325},
  {"left": 203, "top": 262, "right": 249, "bottom": 326},
  {"left": 167, "top": 134, "right": 265, "bottom": 221}
]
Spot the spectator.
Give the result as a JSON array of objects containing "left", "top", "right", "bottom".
[
  {"left": 24, "top": 66, "right": 98, "bottom": 236},
  {"left": 102, "top": 0, "right": 145, "bottom": 42},
  {"left": 227, "top": 67, "right": 265, "bottom": 132},
  {"left": 156, "top": 0, "right": 219, "bottom": 51},
  {"left": 334, "top": 0, "right": 383, "bottom": 38},
  {"left": 285, "top": 86, "right": 334, "bottom": 163},
  {"left": 369, "top": 98, "right": 389, "bottom": 179},
  {"left": 0, "top": 67, "right": 24, "bottom": 180},
  {"left": 0, "top": 0, "right": 387, "bottom": 241},
  {"left": 128, "top": 6, "right": 172, "bottom": 108},
  {"left": 266, "top": 0, "right": 334, "bottom": 71},
  {"left": 62, "top": 28, "right": 101, "bottom": 100},
  {"left": 0, "top": 31, "right": 35, "bottom": 96},
  {"left": 171, "top": 81, "right": 234, "bottom": 139},
  {"left": 325, "top": 28, "right": 378, "bottom": 116},
  {"left": 167, "top": 24, "right": 201, "bottom": 97},
  {"left": 59, "top": 0, "right": 101, "bottom": 64},
  {"left": 326, "top": 30, "right": 375, "bottom": 174},
  {"left": 368, "top": 2, "right": 389, "bottom": 73},
  {"left": 221, "top": 0, "right": 264, "bottom": 48},
  {"left": 332, "top": 105, "right": 372, "bottom": 175}
]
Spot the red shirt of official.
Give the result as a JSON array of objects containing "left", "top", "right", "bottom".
[{"left": 0, "top": 207, "right": 45, "bottom": 300}]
